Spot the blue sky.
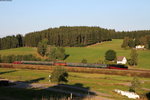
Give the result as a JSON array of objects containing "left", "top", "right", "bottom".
[{"left": 0, "top": 0, "right": 150, "bottom": 37}]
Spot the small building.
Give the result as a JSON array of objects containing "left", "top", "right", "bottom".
[
  {"left": 117, "top": 56, "right": 127, "bottom": 64},
  {"left": 135, "top": 45, "right": 145, "bottom": 49}
]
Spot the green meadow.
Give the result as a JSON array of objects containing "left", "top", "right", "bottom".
[
  {"left": 0, "top": 47, "right": 37, "bottom": 56},
  {"left": 0, "top": 68, "right": 150, "bottom": 100},
  {"left": 0, "top": 39, "right": 150, "bottom": 69}
]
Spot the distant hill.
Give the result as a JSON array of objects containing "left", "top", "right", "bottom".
[{"left": 0, "top": 26, "right": 150, "bottom": 50}]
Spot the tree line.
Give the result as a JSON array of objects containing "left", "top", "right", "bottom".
[
  {"left": 0, "top": 34, "right": 24, "bottom": 50},
  {"left": 0, "top": 54, "right": 40, "bottom": 63},
  {"left": 111, "top": 30, "right": 150, "bottom": 39},
  {"left": 121, "top": 35, "right": 150, "bottom": 49},
  {"left": 0, "top": 26, "right": 150, "bottom": 50}
]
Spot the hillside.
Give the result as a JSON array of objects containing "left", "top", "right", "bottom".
[
  {"left": 0, "top": 39, "right": 150, "bottom": 69},
  {"left": 1, "top": 26, "right": 150, "bottom": 50}
]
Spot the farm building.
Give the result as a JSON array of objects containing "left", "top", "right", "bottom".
[
  {"left": 117, "top": 56, "right": 127, "bottom": 64},
  {"left": 135, "top": 45, "right": 145, "bottom": 49}
]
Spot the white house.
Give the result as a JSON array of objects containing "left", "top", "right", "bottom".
[
  {"left": 117, "top": 56, "right": 127, "bottom": 64},
  {"left": 135, "top": 45, "right": 145, "bottom": 49}
]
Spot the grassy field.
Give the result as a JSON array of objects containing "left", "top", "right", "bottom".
[
  {"left": 0, "top": 68, "right": 150, "bottom": 100},
  {"left": 0, "top": 47, "right": 37, "bottom": 56},
  {"left": 0, "top": 39, "right": 150, "bottom": 69},
  {"left": 65, "top": 39, "right": 131, "bottom": 63}
]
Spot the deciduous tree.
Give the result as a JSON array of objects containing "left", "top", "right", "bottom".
[
  {"left": 37, "top": 39, "right": 48, "bottom": 57},
  {"left": 121, "top": 37, "right": 129, "bottom": 48},
  {"left": 105, "top": 50, "right": 116, "bottom": 61},
  {"left": 130, "top": 49, "right": 138, "bottom": 66},
  {"left": 47, "top": 46, "right": 66, "bottom": 60}
]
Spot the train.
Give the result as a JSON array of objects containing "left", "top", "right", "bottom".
[{"left": 13, "top": 61, "right": 128, "bottom": 70}]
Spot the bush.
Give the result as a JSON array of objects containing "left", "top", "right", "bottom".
[
  {"left": 129, "top": 77, "right": 141, "bottom": 93},
  {"left": 0, "top": 54, "right": 41, "bottom": 63},
  {"left": 81, "top": 58, "right": 87, "bottom": 64},
  {"left": 97, "top": 59, "right": 105, "bottom": 64},
  {"left": 128, "top": 59, "right": 134, "bottom": 66},
  {"left": 50, "top": 66, "right": 68, "bottom": 84}
]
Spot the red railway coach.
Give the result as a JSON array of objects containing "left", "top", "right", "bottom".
[
  {"left": 54, "top": 62, "right": 67, "bottom": 66},
  {"left": 13, "top": 61, "right": 22, "bottom": 64}
]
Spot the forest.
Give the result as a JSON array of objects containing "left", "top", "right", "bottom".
[{"left": 0, "top": 26, "right": 150, "bottom": 50}]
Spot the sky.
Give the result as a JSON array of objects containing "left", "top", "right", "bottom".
[{"left": 0, "top": 0, "right": 150, "bottom": 37}]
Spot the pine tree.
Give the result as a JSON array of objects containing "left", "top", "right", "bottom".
[{"left": 16, "top": 34, "right": 23, "bottom": 47}]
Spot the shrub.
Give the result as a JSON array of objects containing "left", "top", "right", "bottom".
[
  {"left": 81, "top": 58, "right": 87, "bottom": 64},
  {"left": 129, "top": 77, "right": 141, "bottom": 93},
  {"left": 97, "top": 59, "right": 104, "bottom": 64},
  {"left": 0, "top": 54, "right": 41, "bottom": 63},
  {"left": 128, "top": 59, "right": 134, "bottom": 66},
  {"left": 50, "top": 66, "right": 68, "bottom": 84}
]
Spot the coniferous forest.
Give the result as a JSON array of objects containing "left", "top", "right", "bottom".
[{"left": 0, "top": 26, "right": 150, "bottom": 50}]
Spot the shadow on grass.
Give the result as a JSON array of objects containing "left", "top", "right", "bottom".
[
  {"left": 0, "top": 78, "right": 96, "bottom": 100},
  {"left": 64, "top": 54, "right": 70, "bottom": 60},
  {"left": 0, "top": 70, "right": 17, "bottom": 75},
  {"left": 50, "top": 83, "right": 96, "bottom": 97},
  {"left": 24, "top": 77, "right": 45, "bottom": 83},
  {"left": 146, "top": 92, "right": 150, "bottom": 100}
]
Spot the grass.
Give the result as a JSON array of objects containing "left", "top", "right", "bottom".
[
  {"left": 0, "top": 39, "right": 150, "bottom": 69},
  {"left": 0, "top": 68, "right": 150, "bottom": 100},
  {"left": 65, "top": 39, "right": 131, "bottom": 63},
  {"left": 0, "top": 47, "right": 37, "bottom": 56}
]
